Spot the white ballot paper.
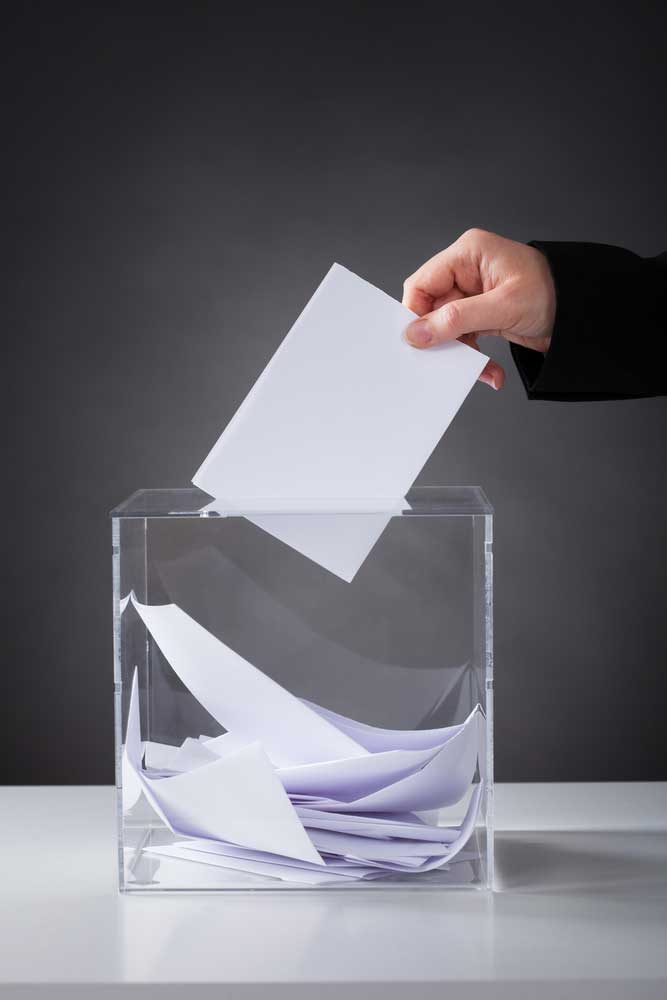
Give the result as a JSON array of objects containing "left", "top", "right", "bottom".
[
  {"left": 123, "top": 598, "right": 485, "bottom": 884},
  {"left": 155, "top": 544, "right": 469, "bottom": 729},
  {"left": 124, "top": 671, "right": 322, "bottom": 864},
  {"left": 193, "top": 264, "right": 487, "bottom": 580},
  {"left": 131, "top": 595, "right": 367, "bottom": 767}
]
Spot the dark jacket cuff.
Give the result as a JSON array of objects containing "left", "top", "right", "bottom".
[{"left": 511, "top": 242, "right": 666, "bottom": 401}]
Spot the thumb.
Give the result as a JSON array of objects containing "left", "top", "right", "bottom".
[{"left": 405, "top": 288, "right": 507, "bottom": 347}]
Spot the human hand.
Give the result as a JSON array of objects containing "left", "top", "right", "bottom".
[{"left": 402, "top": 229, "right": 556, "bottom": 389}]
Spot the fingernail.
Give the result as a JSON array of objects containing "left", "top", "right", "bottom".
[{"left": 405, "top": 319, "right": 433, "bottom": 347}]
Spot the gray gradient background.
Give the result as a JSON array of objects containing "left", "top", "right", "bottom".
[{"left": 6, "top": 3, "right": 667, "bottom": 784}]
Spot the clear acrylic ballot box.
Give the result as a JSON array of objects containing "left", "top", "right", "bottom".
[{"left": 111, "top": 487, "right": 494, "bottom": 892}]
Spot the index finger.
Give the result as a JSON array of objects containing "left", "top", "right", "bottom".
[
  {"left": 402, "top": 232, "right": 485, "bottom": 314},
  {"left": 402, "top": 245, "right": 459, "bottom": 315}
]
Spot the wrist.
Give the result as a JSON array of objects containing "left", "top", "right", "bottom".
[{"left": 528, "top": 245, "right": 557, "bottom": 345}]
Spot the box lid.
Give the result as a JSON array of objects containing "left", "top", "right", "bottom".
[{"left": 110, "top": 487, "right": 493, "bottom": 518}]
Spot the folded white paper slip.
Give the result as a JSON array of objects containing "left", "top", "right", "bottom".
[{"left": 193, "top": 264, "right": 487, "bottom": 580}]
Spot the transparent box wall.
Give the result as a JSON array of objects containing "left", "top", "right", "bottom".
[{"left": 112, "top": 487, "right": 493, "bottom": 892}]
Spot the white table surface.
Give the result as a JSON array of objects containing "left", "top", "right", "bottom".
[{"left": 1, "top": 783, "right": 666, "bottom": 999}]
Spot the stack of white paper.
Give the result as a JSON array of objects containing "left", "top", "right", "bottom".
[{"left": 125, "top": 598, "right": 484, "bottom": 884}]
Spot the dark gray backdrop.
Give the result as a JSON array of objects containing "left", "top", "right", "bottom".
[{"left": 6, "top": 2, "right": 666, "bottom": 784}]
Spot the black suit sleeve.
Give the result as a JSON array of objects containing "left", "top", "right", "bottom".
[{"left": 510, "top": 242, "right": 667, "bottom": 401}]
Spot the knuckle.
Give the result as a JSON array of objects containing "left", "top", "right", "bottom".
[{"left": 461, "top": 226, "right": 497, "bottom": 249}]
